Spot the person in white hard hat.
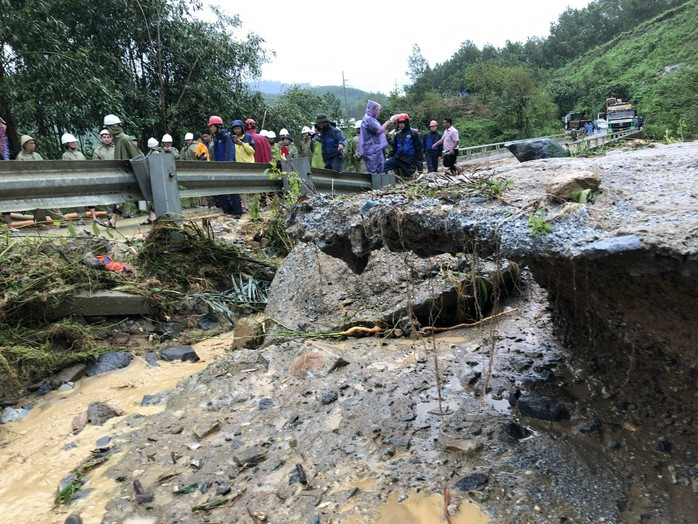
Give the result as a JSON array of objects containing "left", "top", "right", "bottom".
[
  {"left": 265, "top": 130, "right": 280, "bottom": 162},
  {"left": 100, "top": 114, "right": 141, "bottom": 229},
  {"left": 147, "top": 137, "right": 159, "bottom": 154},
  {"left": 180, "top": 132, "right": 196, "bottom": 160},
  {"left": 160, "top": 133, "right": 179, "bottom": 159},
  {"left": 299, "top": 126, "right": 313, "bottom": 162},
  {"left": 61, "top": 133, "right": 85, "bottom": 161},
  {"left": 92, "top": 129, "right": 115, "bottom": 160}
]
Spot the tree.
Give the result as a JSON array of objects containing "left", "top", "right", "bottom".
[
  {"left": 407, "top": 44, "right": 429, "bottom": 83},
  {"left": 0, "top": 0, "right": 268, "bottom": 157},
  {"left": 266, "top": 86, "right": 345, "bottom": 136}
]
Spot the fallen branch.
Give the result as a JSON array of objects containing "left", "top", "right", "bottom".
[{"left": 421, "top": 308, "right": 518, "bottom": 334}]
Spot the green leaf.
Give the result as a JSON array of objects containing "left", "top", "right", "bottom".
[
  {"left": 67, "top": 222, "right": 77, "bottom": 238},
  {"left": 92, "top": 221, "right": 100, "bottom": 236}
]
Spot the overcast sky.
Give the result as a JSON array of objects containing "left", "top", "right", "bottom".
[{"left": 208, "top": 0, "right": 594, "bottom": 94}]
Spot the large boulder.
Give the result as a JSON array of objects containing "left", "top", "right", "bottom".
[
  {"left": 264, "top": 243, "right": 519, "bottom": 335},
  {"left": 505, "top": 138, "right": 570, "bottom": 162}
]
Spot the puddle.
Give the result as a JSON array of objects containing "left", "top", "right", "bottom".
[
  {"left": 346, "top": 491, "right": 489, "bottom": 523},
  {"left": 0, "top": 332, "right": 232, "bottom": 524},
  {"left": 484, "top": 394, "right": 511, "bottom": 414}
]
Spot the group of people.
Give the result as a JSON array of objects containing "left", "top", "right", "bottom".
[
  {"left": 356, "top": 101, "right": 460, "bottom": 178},
  {"left": 2, "top": 107, "right": 461, "bottom": 229}
]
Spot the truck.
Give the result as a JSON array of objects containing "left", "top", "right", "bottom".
[
  {"left": 562, "top": 112, "right": 592, "bottom": 131},
  {"left": 605, "top": 98, "right": 636, "bottom": 131}
]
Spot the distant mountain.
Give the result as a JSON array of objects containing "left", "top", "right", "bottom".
[{"left": 249, "top": 81, "right": 388, "bottom": 119}]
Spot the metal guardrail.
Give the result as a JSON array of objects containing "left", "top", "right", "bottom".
[
  {"left": 0, "top": 129, "right": 643, "bottom": 216},
  {"left": 567, "top": 128, "right": 642, "bottom": 152},
  {"left": 0, "top": 157, "right": 394, "bottom": 215}
]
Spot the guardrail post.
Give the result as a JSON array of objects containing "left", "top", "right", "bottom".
[
  {"left": 281, "top": 157, "right": 314, "bottom": 195},
  {"left": 371, "top": 172, "right": 395, "bottom": 190},
  {"left": 129, "top": 153, "right": 182, "bottom": 221}
]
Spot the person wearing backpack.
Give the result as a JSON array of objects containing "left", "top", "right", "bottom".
[{"left": 384, "top": 114, "right": 422, "bottom": 178}]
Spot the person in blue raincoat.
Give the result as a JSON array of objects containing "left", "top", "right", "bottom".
[
  {"left": 208, "top": 115, "right": 242, "bottom": 218},
  {"left": 314, "top": 113, "right": 347, "bottom": 172},
  {"left": 383, "top": 114, "right": 422, "bottom": 178},
  {"left": 359, "top": 100, "right": 390, "bottom": 174}
]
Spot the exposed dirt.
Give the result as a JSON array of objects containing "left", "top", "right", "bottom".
[{"left": 0, "top": 143, "right": 696, "bottom": 523}]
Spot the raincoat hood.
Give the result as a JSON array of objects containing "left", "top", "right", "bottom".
[
  {"left": 230, "top": 119, "right": 245, "bottom": 131},
  {"left": 366, "top": 100, "right": 381, "bottom": 117}
]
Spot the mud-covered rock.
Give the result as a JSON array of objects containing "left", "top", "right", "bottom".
[
  {"left": 288, "top": 342, "right": 349, "bottom": 378},
  {"left": 546, "top": 170, "right": 601, "bottom": 201},
  {"left": 85, "top": 351, "right": 133, "bottom": 376},
  {"left": 266, "top": 243, "right": 520, "bottom": 335},
  {"left": 86, "top": 401, "right": 124, "bottom": 426},
  {"left": 159, "top": 345, "right": 199, "bottom": 362},
  {"left": 231, "top": 316, "right": 265, "bottom": 350}
]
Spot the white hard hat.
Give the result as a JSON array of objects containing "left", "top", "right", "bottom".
[
  {"left": 147, "top": 137, "right": 159, "bottom": 149},
  {"left": 104, "top": 114, "right": 121, "bottom": 126},
  {"left": 301, "top": 126, "right": 311, "bottom": 134},
  {"left": 279, "top": 128, "right": 289, "bottom": 136},
  {"left": 161, "top": 134, "right": 173, "bottom": 143},
  {"left": 184, "top": 132, "right": 194, "bottom": 141},
  {"left": 259, "top": 130, "right": 268, "bottom": 138},
  {"left": 100, "top": 129, "right": 110, "bottom": 136},
  {"left": 61, "top": 133, "right": 77, "bottom": 144},
  {"left": 354, "top": 121, "right": 362, "bottom": 129},
  {"left": 267, "top": 130, "right": 276, "bottom": 139}
]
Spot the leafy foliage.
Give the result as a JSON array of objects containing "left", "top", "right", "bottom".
[{"left": 0, "top": 0, "right": 268, "bottom": 157}]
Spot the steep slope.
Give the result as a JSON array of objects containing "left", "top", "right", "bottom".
[{"left": 546, "top": 0, "right": 698, "bottom": 137}]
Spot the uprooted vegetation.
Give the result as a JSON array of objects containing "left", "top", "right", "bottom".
[{"left": 0, "top": 220, "right": 278, "bottom": 400}]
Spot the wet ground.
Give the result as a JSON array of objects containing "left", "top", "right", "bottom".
[
  {"left": 2, "top": 270, "right": 693, "bottom": 523},
  {"left": 1, "top": 144, "right": 697, "bottom": 522}
]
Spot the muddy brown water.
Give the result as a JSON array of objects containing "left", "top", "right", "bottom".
[
  {"left": 0, "top": 333, "right": 231, "bottom": 523},
  {"left": 0, "top": 330, "right": 491, "bottom": 523}
]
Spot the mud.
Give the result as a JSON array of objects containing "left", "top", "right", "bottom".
[{"left": 0, "top": 144, "right": 696, "bottom": 523}]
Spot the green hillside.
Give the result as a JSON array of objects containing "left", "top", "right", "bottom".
[{"left": 547, "top": 0, "right": 698, "bottom": 138}]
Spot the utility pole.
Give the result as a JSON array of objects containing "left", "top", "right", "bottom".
[{"left": 342, "top": 71, "right": 350, "bottom": 120}]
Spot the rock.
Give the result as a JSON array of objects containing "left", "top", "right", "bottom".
[
  {"left": 109, "top": 331, "right": 131, "bottom": 346},
  {"left": 608, "top": 440, "right": 621, "bottom": 450},
  {"left": 289, "top": 342, "right": 350, "bottom": 378},
  {"left": 85, "top": 351, "right": 133, "bottom": 376},
  {"left": 517, "top": 396, "right": 570, "bottom": 421},
  {"left": 141, "top": 393, "right": 168, "bottom": 406},
  {"left": 64, "top": 513, "right": 83, "bottom": 524},
  {"left": 454, "top": 473, "right": 489, "bottom": 492},
  {"left": 72, "top": 412, "right": 88, "bottom": 433},
  {"left": 197, "top": 316, "right": 220, "bottom": 331},
  {"left": 193, "top": 420, "right": 220, "bottom": 440},
  {"left": 258, "top": 398, "right": 274, "bottom": 410},
  {"left": 1, "top": 406, "right": 31, "bottom": 424},
  {"left": 265, "top": 243, "right": 520, "bottom": 336},
  {"left": 154, "top": 321, "right": 181, "bottom": 340},
  {"left": 36, "top": 382, "right": 53, "bottom": 397},
  {"left": 231, "top": 316, "right": 265, "bottom": 350},
  {"left": 321, "top": 391, "right": 339, "bottom": 405},
  {"left": 502, "top": 421, "right": 531, "bottom": 440},
  {"left": 159, "top": 345, "right": 200, "bottom": 362},
  {"left": 657, "top": 439, "right": 673, "bottom": 454},
  {"left": 54, "top": 363, "right": 87, "bottom": 384},
  {"left": 459, "top": 363, "right": 481, "bottom": 388},
  {"left": 234, "top": 446, "right": 267, "bottom": 467},
  {"left": 216, "top": 484, "right": 232, "bottom": 496},
  {"left": 95, "top": 436, "right": 112, "bottom": 449},
  {"left": 443, "top": 438, "right": 483, "bottom": 454},
  {"left": 55, "top": 290, "right": 152, "bottom": 318},
  {"left": 86, "top": 402, "right": 124, "bottom": 426},
  {"left": 143, "top": 352, "right": 160, "bottom": 367},
  {"left": 57, "top": 383, "right": 74, "bottom": 392},
  {"left": 505, "top": 138, "right": 570, "bottom": 162},
  {"left": 546, "top": 171, "right": 601, "bottom": 201}
]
